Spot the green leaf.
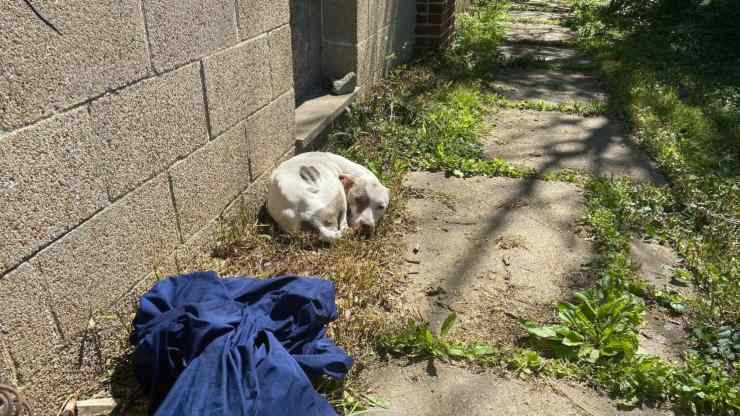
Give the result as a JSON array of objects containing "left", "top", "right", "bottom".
[
  {"left": 447, "top": 347, "right": 466, "bottom": 358},
  {"left": 441, "top": 312, "right": 458, "bottom": 338},
  {"left": 470, "top": 344, "right": 495, "bottom": 356},
  {"left": 364, "top": 395, "right": 391, "bottom": 409},
  {"left": 521, "top": 321, "right": 559, "bottom": 339}
]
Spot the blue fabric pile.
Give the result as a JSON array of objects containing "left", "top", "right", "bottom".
[{"left": 130, "top": 271, "right": 353, "bottom": 416}]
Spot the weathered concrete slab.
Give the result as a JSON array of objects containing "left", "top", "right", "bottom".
[
  {"left": 0, "top": 0, "right": 150, "bottom": 129},
  {"left": 490, "top": 69, "right": 607, "bottom": 103},
  {"left": 485, "top": 110, "right": 665, "bottom": 184},
  {"left": 631, "top": 239, "right": 685, "bottom": 291},
  {"left": 1, "top": 108, "right": 108, "bottom": 275},
  {"left": 639, "top": 310, "right": 688, "bottom": 363},
  {"left": 498, "top": 42, "right": 592, "bottom": 65},
  {"left": 398, "top": 172, "right": 594, "bottom": 344},
  {"left": 363, "top": 361, "right": 674, "bottom": 416},
  {"left": 170, "top": 122, "right": 252, "bottom": 239},
  {"left": 91, "top": 63, "right": 208, "bottom": 199},
  {"left": 510, "top": 0, "right": 571, "bottom": 14},
  {"left": 203, "top": 38, "right": 272, "bottom": 137},
  {"left": 143, "top": 0, "right": 238, "bottom": 72},
  {"left": 506, "top": 23, "right": 575, "bottom": 44},
  {"left": 507, "top": 10, "right": 568, "bottom": 22},
  {"left": 631, "top": 239, "right": 690, "bottom": 362}
]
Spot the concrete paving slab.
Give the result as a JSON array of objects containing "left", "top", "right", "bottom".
[
  {"left": 507, "top": 10, "right": 568, "bottom": 22},
  {"left": 510, "top": 0, "right": 572, "bottom": 13},
  {"left": 639, "top": 310, "right": 688, "bottom": 363},
  {"left": 398, "top": 172, "right": 594, "bottom": 344},
  {"left": 490, "top": 69, "right": 607, "bottom": 103},
  {"left": 506, "top": 23, "right": 576, "bottom": 44},
  {"left": 484, "top": 110, "right": 665, "bottom": 184},
  {"left": 499, "top": 42, "right": 592, "bottom": 65},
  {"left": 630, "top": 239, "right": 687, "bottom": 292},
  {"left": 363, "top": 361, "right": 675, "bottom": 416}
]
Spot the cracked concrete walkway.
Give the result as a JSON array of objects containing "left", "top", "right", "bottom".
[{"left": 364, "top": 1, "right": 678, "bottom": 415}]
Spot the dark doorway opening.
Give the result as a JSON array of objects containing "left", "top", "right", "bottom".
[{"left": 290, "top": 0, "right": 323, "bottom": 106}]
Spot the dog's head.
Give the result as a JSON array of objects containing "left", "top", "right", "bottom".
[{"left": 340, "top": 174, "right": 390, "bottom": 235}]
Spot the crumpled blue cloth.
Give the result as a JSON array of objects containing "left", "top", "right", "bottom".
[{"left": 129, "top": 271, "right": 352, "bottom": 416}]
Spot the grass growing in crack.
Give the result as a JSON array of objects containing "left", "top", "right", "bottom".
[
  {"left": 567, "top": 0, "right": 740, "bottom": 331},
  {"left": 524, "top": 176, "right": 740, "bottom": 414},
  {"left": 376, "top": 312, "right": 582, "bottom": 379},
  {"left": 485, "top": 94, "right": 606, "bottom": 116}
]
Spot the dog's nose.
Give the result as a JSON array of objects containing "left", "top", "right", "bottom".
[{"left": 358, "top": 223, "right": 374, "bottom": 236}]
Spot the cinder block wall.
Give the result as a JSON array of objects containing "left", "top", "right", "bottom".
[
  {"left": 0, "top": 0, "right": 296, "bottom": 412},
  {"left": 0, "top": 0, "right": 418, "bottom": 412}
]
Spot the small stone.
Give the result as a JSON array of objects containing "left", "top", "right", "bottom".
[
  {"left": 76, "top": 398, "right": 118, "bottom": 416},
  {"left": 330, "top": 72, "right": 357, "bottom": 95}
]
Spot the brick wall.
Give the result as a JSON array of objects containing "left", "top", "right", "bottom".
[
  {"left": 415, "top": 0, "right": 457, "bottom": 50},
  {"left": 0, "top": 1, "right": 295, "bottom": 412}
]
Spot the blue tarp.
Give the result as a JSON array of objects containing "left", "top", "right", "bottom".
[{"left": 130, "top": 271, "right": 353, "bottom": 416}]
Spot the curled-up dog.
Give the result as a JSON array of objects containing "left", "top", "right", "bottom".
[{"left": 267, "top": 152, "right": 390, "bottom": 242}]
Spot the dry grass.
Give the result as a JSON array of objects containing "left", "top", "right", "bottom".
[{"left": 212, "top": 176, "right": 412, "bottom": 366}]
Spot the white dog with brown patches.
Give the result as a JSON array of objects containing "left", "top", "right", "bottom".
[{"left": 267, "top": 152, "right": 390, "bottom": 242}]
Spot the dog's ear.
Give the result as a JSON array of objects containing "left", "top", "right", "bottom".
[{"left": 339, "top": 175, "right": 355, "bottom": 192}]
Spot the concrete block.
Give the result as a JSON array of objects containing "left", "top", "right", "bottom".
[
  {"left": 265, "top": 0, "right": 291, "bottom": 31},
  {"left": 0, "top": 108, "right": 109, "bottom": 275},
  {"left": 374, "top": 0, "right": 390, "bottom": 30},
  {"left": 90, "top": 63, "right": 208, "bottom": 199},
  {"left": 237, "top": 0, "right": 290, "bottom": 40},
  {"left": 357, "top": 35, "right": 377, "bottom": 85},
  {"left": 375, "top": 26, "right": 392, "bottom": 77},
  {"left": 357, "top": 0, "right": 371, "bottom": 42},
  {"left": 322, "top": 0, "right": 358, "bottom": 44},
  {"left": 245, "top": 91, "right": 296, "bottom": 179},
  {"left": 143, "top": 0, "right": 238, "bottom": 72},
  {"left": 0, "top": 1, "right": 150, "bottom": 130},
  {"left": 203, "top": 38, "right": 272, "bottom": 137},
  {"left": 268, "top": 25, "right": 294, "bottom": 98},
  {"left": 29, "top": 174, "right": 180, "bottom": 339},
  {"left": 170, "top": 122, "right": 252, "bottom": 239},
  {"left": 0, "top": 263, "right": 62, "bottom": 385},
  {"left": 17, "top": 285, "right": 150, "bottom": 415}
]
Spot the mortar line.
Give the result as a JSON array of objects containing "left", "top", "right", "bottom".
[
  {"left": 167, "top": 173, "right": 186, "bottom": 245},
  {"left": 199, "top": 61, "right": 214, "bottom": 140},
  {"left": 233, "top": 0, "right": 240, "bottom": 40},
  {"left": 139, "top": 0, "right": 158, "bottom": 74}
]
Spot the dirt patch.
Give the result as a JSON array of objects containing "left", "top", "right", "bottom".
[{"left": 213, "top": 178, "right": 411, "bottom": 364}]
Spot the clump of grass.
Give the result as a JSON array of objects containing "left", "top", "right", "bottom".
[
  {"left": 568, "top": 0, "right": 740, "bottom": 331},
  {"left": 524, "top": 176, "right": 740, "bottom": 414}
]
